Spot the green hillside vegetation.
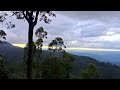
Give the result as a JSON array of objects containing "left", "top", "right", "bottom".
[{"left": 1, "top": 47, "right": 120, "bottom": 79}]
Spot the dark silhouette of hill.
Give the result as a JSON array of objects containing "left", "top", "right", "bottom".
[
  {"left": 0, "top": 42, "right": 24, "bottom": 63},
  {"left": 0, "top": 41, "right": 13, "bottom": 47},
  {"left": 0, "top": 44, "right": 120, "bottom": 79}
]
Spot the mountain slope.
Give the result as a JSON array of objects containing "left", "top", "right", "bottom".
[
  {"left": 68, "top": 51, "right": 120, "bottom": 64},
  {"left": 71, "top": 54, "right": 120, "bottom": 79},
  {"left": 1, "top": 45, "right": 120, "bottom": 79},
  {"left": 0, "top": 44, "right": 24, "bottom": 63},
  {"left": 0, "top": 41, "right": 13, "bottom": 47}
]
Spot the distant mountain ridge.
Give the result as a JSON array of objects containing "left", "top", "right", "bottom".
[
  {"left": 68, "top": 50, "right": 120, "bottom": 66},
  {"left": 0, "top": 42, "right": 24, "bottom": 63},
  {"left": 0, "top": 41, "right": 13, "bottom": 47}
]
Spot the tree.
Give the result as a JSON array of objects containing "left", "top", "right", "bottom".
[
  {"left": 40, "top": 54, "right": 74, "bottom": 79},
  {"left": 48, "top": 37, "right": 66, "bottom": 52},
  {"left": 23, "top": 42, "right": 37, "bottom": 78},
  {"left": 80, "top": 63, "right": 100, "bottom": 79},
  {"left": 40, "top": 58, "right": 67, "bottom": 79},
  {"left": 35, "top": 27, "right": 47, "bottom": 50},
  {"left": 24, "top": 42, "right": 37, "bottom": 61},
  {"left": 47, "top": 37, "right": 74, "bottom": 79},
  {"left": 0, "top": 11, "right": 56, "bottom": 79},
  {"left": 0, "top": 30, "right": 6, "bottom": 44},
  {"left": 62, "top": 52, "right": 75, "bottom": 78},
  {"left": 35, "top": 27, "right": 47, "bottom": 79},
  {"left": 23, "top": 27, "right": 47, "bottom": 79},
  {"left": 48, "top": 37, "right": 66, "bottom": 58}
]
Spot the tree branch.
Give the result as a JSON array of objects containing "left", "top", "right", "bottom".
[
  {"left": 34, "top": 11, "right": 39, "bottom": 25},
  {"left": 31, "top": 11, "right": 33, "bottom": 16},
  {"left": 22, "top": 11, "right": 29, "bottom": 22},
  {"left": 29, "top": 11, "right": 34, "bottom": 22}
]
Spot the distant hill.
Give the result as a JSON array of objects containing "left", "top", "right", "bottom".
[
  {"left": 0, "top": 42, "right": 24, "bottom": 63},
  {"left": 0, "top": 41, "right": 13, "bottom": 47},
  {"left": 71, "top": 54, "right": 120, "bottom": 79},
  {"left": 68, "top": 50, "right": 120, "bottom": 66},
  {"left": 1, "top": 45, "right": 120, "bottom": 79}
]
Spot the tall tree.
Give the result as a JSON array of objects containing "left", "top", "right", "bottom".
[
  {"left": 35, "top": 27, "right": 47, "bottom": 79},
  {"left": 48, "top": 37, "right": 74, "bottom": 79},
  {"left": 0, "top": 11, "right": 56, "bottom": 79},
  {"left": 23, "top": 42, "right": 36, "bottom": 78}
]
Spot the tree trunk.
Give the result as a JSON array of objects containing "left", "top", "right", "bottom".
[
  {"left": 27, "top": 23, "right": 34, "bottom": 79},
  {"left": 35, "top": 50, "right": 39, "bottom": 79}
]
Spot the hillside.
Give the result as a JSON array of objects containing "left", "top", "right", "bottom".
[
  {"left": 71, "top": 54, "right": 120, "bottom": 79},
  {"left": 0, "top": 44, "right": 120, "bottom": 79},
  {"left": 0, "top": 45, "right": 24, "bottom": 63},
  {"left": 68, "top": 51, "right": 120, "bottom": 65}
]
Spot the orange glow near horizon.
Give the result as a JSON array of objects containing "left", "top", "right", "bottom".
[{"left": 12, "top": 44, "right": 120, "bottom": 52}]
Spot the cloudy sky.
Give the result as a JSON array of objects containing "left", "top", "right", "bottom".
[{"left": 1, "top": 11, "right": 120, "bottom": 50}]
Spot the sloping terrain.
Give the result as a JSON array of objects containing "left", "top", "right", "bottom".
[{"left": 0, "top": 43, "right": 120, "bottom": 79}]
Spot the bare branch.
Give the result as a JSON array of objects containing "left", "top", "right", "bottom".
[{"left": 22, "top": 11, "right": 29, "bottom": 22}]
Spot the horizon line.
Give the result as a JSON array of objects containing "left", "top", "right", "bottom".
[{"left": 12, "top": 44, "right": 120, "bottom": 52}]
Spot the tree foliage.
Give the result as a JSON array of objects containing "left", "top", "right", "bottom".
[
  {"left": 35, "top": 27, "right": 47, "bottom": 79},
  {"left": 40, "top": 57, "right": 73, "bottom": 79},
  {"left": 39, "top": 38, "right": 75, "bottom": 79},
  {"left": 0, "top": 11, "right": 56, "bottom": 79},
  {"left": 35, "top": 27, "right": 47, "bottom": 49},
  {"left": 80, "top": 63, "right": 100, "bottom": 79},
  {"left": 48, "top": 37, "right": 66, "bottom": 52},
  {"left": 0, "top": 30, "right": 6, "bottom": 44}
]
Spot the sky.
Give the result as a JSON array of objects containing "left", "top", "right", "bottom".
[{"left": 1, "top": 11, "right": 120, "bottom": 50}]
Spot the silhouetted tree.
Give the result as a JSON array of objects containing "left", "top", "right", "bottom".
[
  {"left": 35, "top": 27, "right": 47, "bottom": 79},
  {"left": 0, "top": 30, "right": 6, "bottom": 44},
  {"left": 48, "top": 37, "right": 66, "bottom": 57},
  {"left": 0, "top": 11, "right": 56, "bottom": 79},
  {"left": 40, "top": 58, "right": 67, "bottom": 79},
  {"left": 47, "top": 37, "right": 74, "bottom": 79},
  {"left": 23, "top": 42, "right": 36, "bottom": 78}
]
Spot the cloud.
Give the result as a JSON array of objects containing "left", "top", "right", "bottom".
[{"left": 1, "top": 11, "right": 120, "bottom": 49}]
